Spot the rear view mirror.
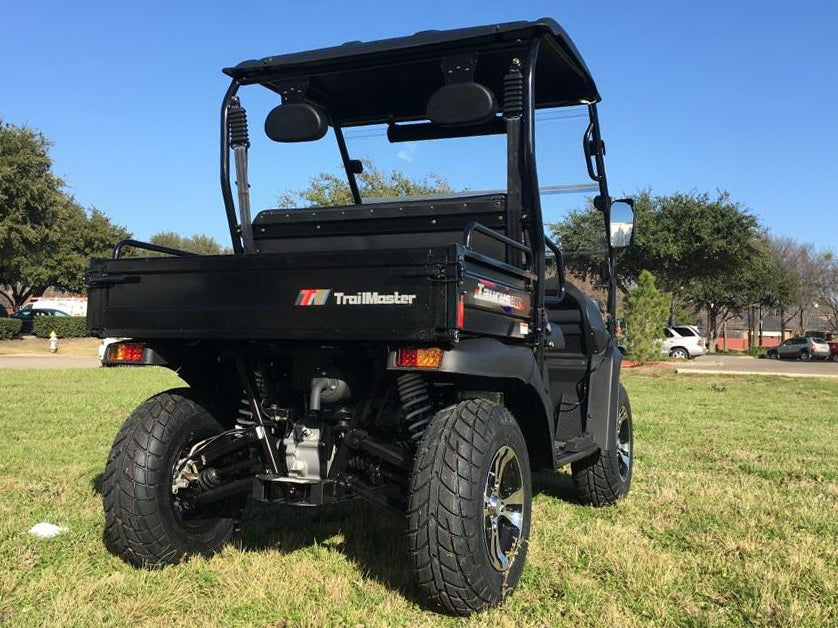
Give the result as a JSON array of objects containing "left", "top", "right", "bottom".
[
  {"left": 264, "top": 103, "right": 328, "bottom": 142},
  {"left": 609, "top": 199, "right": 635, "bottom": 248}
]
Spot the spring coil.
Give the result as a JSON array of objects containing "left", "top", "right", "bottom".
[
  {"left": 397, "top": 373, "right": 433, "bottom": 441},
  {"left": 228, "top": 101, "right": 250, "bottom": 148},
  {"left": 503, "top": 64, "right": 524, "bottom": 117}
]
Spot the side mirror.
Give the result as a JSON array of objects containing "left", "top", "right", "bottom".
[
  {"left": 264, "top": 103, "right": 328, "bottom": 143},
  {"left": 427, "top": 82, "right": 498, "bottom": 127},
  {"left": 609, "top": 199, "right": 635, "bottom": 248}
]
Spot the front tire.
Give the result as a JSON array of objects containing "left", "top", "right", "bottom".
[
  {"left": 407, "top": 399, "right": 532, "bottom": 615},
  {"left": 102, "top": 388, "right": 238, "bottom": 567},
  {"left": 571, "top": 384, "right": 633, "bottom": 506}
]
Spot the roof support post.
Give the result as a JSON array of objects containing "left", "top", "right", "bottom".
[
  {"left": 220, "top": 80, "right": 244, "bottom": 255},
  {"left": 522, "top": 37, "right": 546, "bottom": 349}
]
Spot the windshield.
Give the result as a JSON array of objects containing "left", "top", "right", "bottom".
[{"left": 242, "top": 84, "right": 597, "bottom": 232}]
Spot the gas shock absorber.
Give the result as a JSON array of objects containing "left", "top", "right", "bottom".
[
  {"left": 397, "top": 373, "right": 434, "bottom": 441},
  {"left": 228, "top": 97, "right": 254, "bottom": 252}
]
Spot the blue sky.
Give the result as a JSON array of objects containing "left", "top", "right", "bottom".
[{"left": 2, "top": 1, "right": 836, "bottom": 250}]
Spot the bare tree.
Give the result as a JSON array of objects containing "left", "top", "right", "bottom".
[{"left": 769, "top": 237, "right": 833, "bottom": 335}]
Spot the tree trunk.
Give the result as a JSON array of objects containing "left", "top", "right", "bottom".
[{"left": 758, "top": 305, "right": 764, "bottom": 347}]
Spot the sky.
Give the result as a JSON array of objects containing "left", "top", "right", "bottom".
[{"left": 1, "top": 0, "right": 836, "bottom": 251}]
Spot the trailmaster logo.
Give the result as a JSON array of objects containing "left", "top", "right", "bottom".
[
  {"left": 295, "top": 289, "right": 331, "bottom": 306},
  {"left": 295, "top": 289, "right": 416, "bottom": 306}
]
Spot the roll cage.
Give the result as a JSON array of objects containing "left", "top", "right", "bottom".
[{"left": 217, "top": 18, "right": 620, "bottom": 335}]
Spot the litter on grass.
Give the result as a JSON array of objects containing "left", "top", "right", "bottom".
[{"left": 29, "top": 522, "right": 66, "bottom": 538}]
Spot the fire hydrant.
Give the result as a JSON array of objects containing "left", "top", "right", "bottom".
[{"left": 49, "top": 331, "right": 59, "bottom": 353}]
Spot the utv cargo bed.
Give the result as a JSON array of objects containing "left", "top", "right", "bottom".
[{"left": 86, "top": 244, "right": 533, "bottom": 342}]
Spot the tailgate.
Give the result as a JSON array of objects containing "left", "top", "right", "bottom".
[{"left": 86, "top": 249, "right": 450, "bottom": 342}]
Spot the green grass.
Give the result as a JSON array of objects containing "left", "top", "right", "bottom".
[{"left": 0, "top": 368, "right": 836, "bottom": 627}]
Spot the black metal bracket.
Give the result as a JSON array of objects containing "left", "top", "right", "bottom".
[{"left": 112, "top": 239, "right": 198, "bottom": 259}]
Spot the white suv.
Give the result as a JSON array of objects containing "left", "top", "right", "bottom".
[{"left": 662, "top": 325, "right": 707, "bottom": 359}]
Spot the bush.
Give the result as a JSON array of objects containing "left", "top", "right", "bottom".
[
  {"left": 624, "top": 270, "right": 670, "bottom": 364},
  {"left": 32, "top": 316, "right": 88, "bottom": 338},
  {"left": 0, "top": 318, "right": 22, "bottom": 339}
]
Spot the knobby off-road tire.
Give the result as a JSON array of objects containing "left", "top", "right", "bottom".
[
  {"left": 571, "top": 384, "right": 633, "bottom": 506},
  {"left": 407, "top": 399, "right": 532, "bottom": 616},
  {"left": 102, "top": 388, "right": 237, "bottom": 567}
]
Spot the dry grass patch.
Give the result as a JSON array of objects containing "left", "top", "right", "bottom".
[
  {"left": 0, "top": 368, "right": 835, "bottom": 626},
  {"left": 0, "top": 336, "right": 100, "bottom": 356}
]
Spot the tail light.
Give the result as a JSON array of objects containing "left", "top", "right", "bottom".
[
  {"left": 106, "top": 342, "right": 146, "bottom": 363},
  {"left": 396, "top": 347, "right": 444, "bottom": 369}
]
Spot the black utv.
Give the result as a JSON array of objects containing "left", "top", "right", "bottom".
[{"left": 88, "top": 18, "right": 636, "bottom": 615}]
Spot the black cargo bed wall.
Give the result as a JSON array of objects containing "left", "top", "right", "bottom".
[{"left": 252, "top": 194, "right": 508, "bottom": 258}]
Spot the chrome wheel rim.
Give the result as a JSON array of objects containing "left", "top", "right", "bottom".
[
  {"left": 483, "top": 445, "right": 525, "bottom": 571},
  {"left": 616, "top": 405, "right": 632, "bottom": 481}
]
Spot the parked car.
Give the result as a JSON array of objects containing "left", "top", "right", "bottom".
[
  {"left": 826, "top": 340, "right": 838, "bottom": 362},
  {"left": 662, "top": 325, "right": 707, "bottom": 359},
  {"left": 9, "top": 308, "right": 69, "bottom": 334},
  {"left": 766, "top": 336, "right": 831, "bottom": 361}
]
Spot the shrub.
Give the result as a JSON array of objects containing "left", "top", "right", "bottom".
[
  {"left": 32, "top": 316, "right": 88, "bottom": 338},
  {"left": 624, "top": 270, "right": 670, "bottom": 364},
  {"left": 0, "top": 318, "right": 22, "bottom": 339}
]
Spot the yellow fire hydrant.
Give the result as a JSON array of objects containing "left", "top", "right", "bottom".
[{"left": 49, "top": 331, "right": 59, "bottom": 353}]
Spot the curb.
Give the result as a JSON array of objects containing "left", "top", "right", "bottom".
[{"left": 675, "top": 368, "right": 838, "bottom": 380}]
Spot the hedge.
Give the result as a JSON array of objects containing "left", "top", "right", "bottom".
[
  {"left": 0, "top": 318, "right": 23, "bottom": 339},
  {"left": 33, "top": 316, "right": 88, "bottom": 338}
]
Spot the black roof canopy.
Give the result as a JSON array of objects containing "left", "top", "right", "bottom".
[{"left": 223, "top": 19, "right": 600, "bottom": 127}]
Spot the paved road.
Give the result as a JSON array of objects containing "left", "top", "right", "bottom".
[
  {"left": 0, "top": 354, "right": 100, "bottom": 369},
  {"left": 676, "top": 354, "right": 838, "bottom": 379}
]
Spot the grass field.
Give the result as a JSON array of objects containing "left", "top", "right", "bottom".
[{"left": 0, "top": 368, "right": 836, "bottom": 627}]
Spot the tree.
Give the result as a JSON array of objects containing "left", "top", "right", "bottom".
[
  {"left": 551, "top": 190, "right": 761, "bottom": 323},
  {"left": 821, "top": 256, "right": 838, "bottom": 334},
  {"left": 768, "top": 236, "right": 833, "bottom": 334},
  {"left": 0, "top": 120, "right": 129, "bottom": 309},
  {"left": 623, "top": 270, "right": 670, "bottom": 364},
  {"left": 685, "top": 236, "right": 795, "bottom": 351},
  {"left": 277, "top": 162, "right": 453, "bottom": 208},
  {"left": 145, "top": 232, "right": 231, "bottom": 256}
]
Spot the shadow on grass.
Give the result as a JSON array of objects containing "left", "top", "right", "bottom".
[
  {"left": 92, "top": 468, "right": 579, "bottom": 609},
  {"left": 531, "top": 469, "right": 577, "bottom": 502},
  {"left": 91, "top": 472, "right": 104, "bottom": 496},
  {"left": 236, "top": 498, "right": 428, "bottom": 608}
]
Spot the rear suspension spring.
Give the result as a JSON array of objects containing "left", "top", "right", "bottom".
[{"left": 397, "top": 373, "right": 434, "bottom": 441}]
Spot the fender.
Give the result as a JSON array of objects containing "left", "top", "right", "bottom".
[
  {"left": 387, "top": 337, "right": 554, "bottom": 440},
  {"left": 586, "top": 345, "right": 622, "bottom": 450}
]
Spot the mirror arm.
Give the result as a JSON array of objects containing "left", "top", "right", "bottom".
[{"left": 586, "top": 103, "right": 617, "bottom": 337}]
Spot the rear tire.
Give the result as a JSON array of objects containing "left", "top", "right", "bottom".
[
  {"left": 407, "top": 399, "right": 532, "bottom": 615},
  {"left": 571, "top": 384, "right": 633, "bottom": 506},
  {"left": 669, "top": 347, "right": 689, "bottom": 360},
  {"left": 799, "top": 349, "right": 811, "bottom": 361},
  {"left": 102, "top": 388, "right": 237, "bottom": 567}
]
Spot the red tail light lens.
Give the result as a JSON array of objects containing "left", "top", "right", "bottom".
[
  {"left": 107, "top": 342, "right": 146, "bottom": 362},
  {"left": 396, "top": 347, "right": 444, "bottom": 369}
]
